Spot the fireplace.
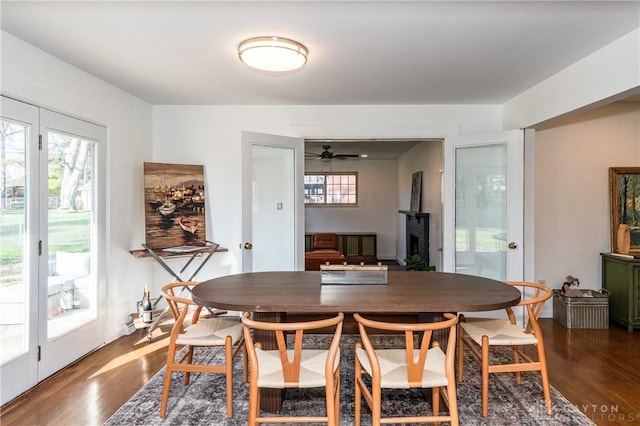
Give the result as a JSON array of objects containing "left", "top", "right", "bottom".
[
  {"left": 409, "top": 234, "right": 420, "bottom": 256},
  {"left": 399, "top": 210, "right": 430, "bottom": 265}
]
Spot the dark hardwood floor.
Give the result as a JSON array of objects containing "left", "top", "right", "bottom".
[
  {"left": 1, "top": 318, "right": 638, "bottom": 426},
  {"left": 534, "top": 320, "right": 640, "bottom": 426}
]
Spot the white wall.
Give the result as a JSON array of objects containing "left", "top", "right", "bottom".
[
  {"left": 534, "top": 103, "right": 640, "bottom": 292},
  {"left": 305, "top": 159, "right": 397, "bottom": 260},
  {"left": 397, "top": 141, "right": 444, "bottom": 270},
  {"left": 1, "top": 32, "right": 153, "bottom": 343}
]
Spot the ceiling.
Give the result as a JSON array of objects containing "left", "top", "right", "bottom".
[
  {"left": 1, "top": 1, "right": 638, "bottom": 107},
  {"left": 304, "top": 139, "right": 424, "bottom": 161},
  {"left": 305, "top": 139, "right": 429, "bottom": 160},
  {"left": 2, "top": 1, "right": 638, "bottom": 160}
]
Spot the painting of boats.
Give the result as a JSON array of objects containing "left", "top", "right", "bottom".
[
  {"left": 158, "top": 201, "right": 176, "bottom": 216},
  {"left": 178, "top": 216, "right": 198, "bottom": 234},
  {"left": 143, "top": 162, "right": 207, "bottom": 249}
]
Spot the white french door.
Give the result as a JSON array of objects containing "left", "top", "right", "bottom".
[
  {"left": 0, "top": 97, "right": 40, "bottom": 403},
  {"left": 38, "top": 109, "right": 106, "bottom": 379},
  {"left": 0, "top": 96, "right": 106, "bottom": 404},
  {"left": 443, "top": 130, "right": 524, "bottom": 282},
  {"left": 241, "top": 131, "right": 304, "bottom": 272}
]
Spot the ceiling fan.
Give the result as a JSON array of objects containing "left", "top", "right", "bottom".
[{"left": 306, "top": 145, "right": 365, "bottom": 162}]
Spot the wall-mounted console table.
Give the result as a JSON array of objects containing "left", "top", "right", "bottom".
[{"left": 130, "top": 241, "right": 228, "bottom": 341}]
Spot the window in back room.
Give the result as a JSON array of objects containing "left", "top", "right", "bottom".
[{"left": 304, "top": 172, "right": 358, "bottom": 206}]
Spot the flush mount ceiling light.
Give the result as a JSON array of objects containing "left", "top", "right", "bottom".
[{"left": 238, "top": 36, "right": 308, "bottom": 72}]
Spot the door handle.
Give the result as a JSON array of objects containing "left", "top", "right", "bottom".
[
  {"left": 244, "top": 242, "right": 253, "bottom": 250},
  {"left": 508, "top": 242, "right": 517, "bottom": 250}
]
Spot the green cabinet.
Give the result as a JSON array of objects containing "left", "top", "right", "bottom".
[{"left": 601, "top": 253, "right": 640, "bottom": 332}]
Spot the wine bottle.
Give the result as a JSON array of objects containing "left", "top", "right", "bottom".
[
  {"left": 138, "top": 287, "right": 146, "bottom": 317},
  {"left": 142, "top": 286, "right": 153, "bottom": 323},
  {"left": 140, "top": 287, "right": 146, "bottom": 307}
]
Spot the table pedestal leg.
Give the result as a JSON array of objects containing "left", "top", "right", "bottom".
[
  {"left": 418, "top": 312, "right": 451, "bottom": 348},
  {"left": 252, "top": 311, "right": 285, "bottom": 413}
]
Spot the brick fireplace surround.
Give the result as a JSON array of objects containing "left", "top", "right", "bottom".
[{"left": 399, "top": 210, "right": 430, "bottom": 265}]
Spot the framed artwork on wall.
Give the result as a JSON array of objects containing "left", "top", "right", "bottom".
[
  {"left": 410, "top": 171, "right": 422, "bottom": 212},
  {"left": 143, "top": 162, "right": 206, "bottom": 249},
  {"left": 609, "top": 167, "right": 640, "bottom": 253}
]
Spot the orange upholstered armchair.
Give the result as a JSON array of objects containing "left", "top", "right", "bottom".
[{"left": 305, "top": 233, "right": 345, "bottom": 271}]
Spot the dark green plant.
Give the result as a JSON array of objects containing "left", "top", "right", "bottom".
[{"left": 403, "top": 254, "right": 436, "bottom": 271}]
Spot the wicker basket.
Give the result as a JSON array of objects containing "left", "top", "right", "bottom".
[{"left": 553, "top": 289, "right": 610, "bottom": 329}]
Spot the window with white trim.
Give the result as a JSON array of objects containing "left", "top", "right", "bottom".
[{"left": 304, "top": 172, "right": 358, "bottom": 205}]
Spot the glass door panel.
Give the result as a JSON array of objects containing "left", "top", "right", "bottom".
[
  {"left": 38, "top": 108, "right": 105, "bottom": 381},
  {"left": 46, "top": 131, "right": 96, "bottom": 338},
  {"left": 1, "top": 96, "right": 39, "bottom": 405},
  {"left": 1, "top": 121, "right": 29, "bottom": 361},
  {"left": 443, "top": 129, "right": 524, "bottom": 282},
  {"left": 455, "top": 144, "right": 508, "bottom": 280},
  {"left": 251, "top": 145, "right": 295, "bottom": 271}
]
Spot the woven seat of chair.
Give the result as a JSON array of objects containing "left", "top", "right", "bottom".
[
  {"left": 255, "top": 348, "right": 341, "bottom": 388},
  {"left": 355, "top": 347, "right": 448, "bottom": 388},
  {"left": 176, "top": 316, "right": 243, "bottom": 347},
  {"left": 460, "top": 318, "right": 539, "bottom": 346}
]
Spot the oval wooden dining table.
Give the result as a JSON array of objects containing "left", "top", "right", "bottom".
[{"left": 192, "top": 270, "right": 521, "bottom": 413}]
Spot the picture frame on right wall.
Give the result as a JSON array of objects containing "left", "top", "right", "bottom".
[
  {"left": 609, "top": 167, "right": 640, "bottom": 253},
  {"left": 410, "top": 171, "right": 422, "bottom": 212}
]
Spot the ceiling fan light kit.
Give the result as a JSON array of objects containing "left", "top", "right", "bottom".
[{"left": 238, "top": 36, "right": 308, "bottom": 72}]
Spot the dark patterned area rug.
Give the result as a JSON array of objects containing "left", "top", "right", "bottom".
[{"left": 105, "top": 335, "right": 594, "bottom": 425}]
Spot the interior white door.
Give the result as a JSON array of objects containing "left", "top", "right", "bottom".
[
  {"left": 0, "top": 96, "right": 40, "bottom": 404},
  {"left": 38, "top": 109, "right": 107, "bottom": 379},
  {"left": 443, "top": 130, "right": 524, "bottom": 282},
  {"left": 241, "top": 131, "right": 304, "bottom": 272}
]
